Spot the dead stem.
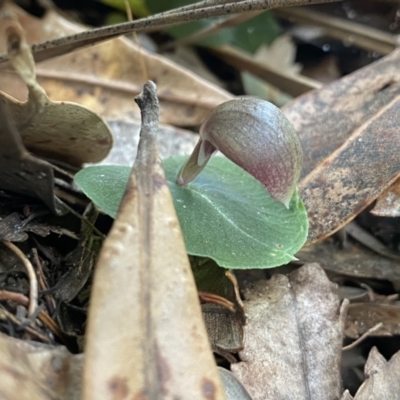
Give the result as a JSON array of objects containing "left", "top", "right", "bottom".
[
  {"left": 2, "top": 241, "right": 38, "bottom": 317},
  {"left": 0, "top": 306, "right": 51, "bottom": 343},
  {"left": 0, "top": 0, "right": 343, "bottom": 65},
  {"left": 342, "top": 323, "right": 384, "bottom": 351}
]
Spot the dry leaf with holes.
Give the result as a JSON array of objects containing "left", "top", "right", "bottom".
[
  {"left": 83, "top": 82, "right": 225, "bottom": 400},
  {"left": 231, "top": 263, "right": 347, "bottom": 400},
  {"left": 0, "top": 3, "right": 232, "bottom": 127},
  {"left": 283, "top": 47, "right": 400, "bottom": 243},
  {"left": 0, "top": 17, "right": 112, "bottom": 167}
]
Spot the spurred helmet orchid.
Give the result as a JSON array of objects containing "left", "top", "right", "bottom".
[{"left": 176, "top": 98, "right": 303, "bottom": 208}]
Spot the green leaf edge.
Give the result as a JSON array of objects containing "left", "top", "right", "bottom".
[{"left": 74, "top": 157, "right": 308, "bottom": 270}]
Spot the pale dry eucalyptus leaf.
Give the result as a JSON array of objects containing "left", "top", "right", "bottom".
[
  {"left": 0, "top": 332, "right": 83, "bottom": 400},
  {"left": 0, "top": 3, "right": 232, "bottom": 127},
  {"left": 341, "top": 390, "right": 354, "bottom": 400},
  {"left": 231, "top": 263, "right": 348, "bottom": 400},
  {"left": 352, "top": 347, "right": 400, "bottom": 400},
  {"left": 82, "top": 82, "right": 225, "bottom": 400},
  {"left": 0, "top": 15, "right": 112, "bottom": 167}
]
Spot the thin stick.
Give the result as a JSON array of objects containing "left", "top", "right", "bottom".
[
  {"left": 32, "top": 248, "right": 56, "bottom": 314},
  {"left": 198, "top": 291, "right": 236, "bottom": 312},
  {"left": 0, "top": 289, "right": 30, "bottom": 305},
  {"left": 342, "top": 323, "right": 383, "bottom": 351},
  {"left": 0, "top": 287, "right": 65, "bottom": 341},
  {"left": 2, "top": 241, "right": 38, "bottom": 317},
  {"left": 0, "top": 0, "right": 342, "bottom": 65},
  {"left": 0, "top": 306, "right": 51, "bottom": 343},
  {"left": 162, "top": 10, "right": 263, "bottom": 50}
]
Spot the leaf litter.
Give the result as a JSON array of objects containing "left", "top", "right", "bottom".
[{"left": 0, "top": 0, "right": 399, "bottom": 399}]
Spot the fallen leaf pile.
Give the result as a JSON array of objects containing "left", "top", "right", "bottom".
[{"left": 0, "top": 1, "right": 400, "bottom": 399}]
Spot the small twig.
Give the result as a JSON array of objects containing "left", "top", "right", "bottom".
[
  {"left": 0, "top": 0, "right": 342, "bottom": 65},
  {"left": 198, "top": 291, "right": 236, "bottom": 312},
  {"left": 0, "top": 289, "right": 30, "bottom": 305},
  {"left": 342, "top": 323, "right": 384, "bottom": 351},
  {"left": 61, "top": 202, "right": 105, "bottom": 239},
  {"left": 275, "top": 7, "right": 398, "bottom": 55},
  {"left": 0, "top": 306, "right": 51, "bottom": 343},
  {"left": 2, "top": 241, "right": 38, "bottom": 316},
  {"left": 32, "top": 248, "right": 56, "bottom": 314},
  {"left": 0, "top": 289, "right": 66, "bottom": 343},
  {"left": 345, "top": 221, "right": 400, "bottom": 262}
]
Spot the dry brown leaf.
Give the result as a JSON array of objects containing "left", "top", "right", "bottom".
[
  {"left": 345, "top": 303, "right": 400, "bottom": 339},
  {"left": 283, "top": 48, "right": 400, "bottom": 243},
  {"left": 0, "top": 100, "right": 67, "bottom": 215},
  {"left": 371, "top": 177, "right": 400, "bottom": 217},
  {"left": 0, "top": 3, "right": 232, "bottom": 127},
  {"left": 83, "top": 82, "right": 225, "bottom": 399},
  {"left": 241, "top": 35, "right": 303, "bottom": 105},
  {"left": 0, "top": 332, "right": 83, "bottom": 400},
  {"left": 212, "top": 45, "right": 319, "bottom": 97},
  {"left": 231, "top": 263, "right": 347, "bottom": 400},
  {"left": 0, "top": 15, "right": 112, "bottom": 166},
  {"left": 297, "top": 239, "right": 400, "bottom": 282},
  {"left": 352, "top": 348, "right": 400, "bottom": 400}
]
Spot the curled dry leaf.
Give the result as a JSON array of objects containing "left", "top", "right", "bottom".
[
  {"left": 231, "top": 263, "right": 347, "bottom": 400},
  {"left": 283, "top": 47, "right": 400, "bottom": 243},
  {"left": 0, "top": 100, "right": 67, "bottom": 215},
  {"left": 0, "top": 332, "right": 83, "bottom": 400},
  {"left": 0, "top": 3, "right": 232, "bottom": 127},
  {"left": 0, "top": 15, "right": 112, "bottom": 166},
  {"left": 83, "top": 82, "right": 225, "bottom": 400}
]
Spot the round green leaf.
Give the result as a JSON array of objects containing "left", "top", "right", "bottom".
[{"left": 74, "top": 156, "right": 308, "bottom": 269}]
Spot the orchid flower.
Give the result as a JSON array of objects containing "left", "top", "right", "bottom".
[{"left": 176, "top": 98, "right": 303, "bottom": 208}]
